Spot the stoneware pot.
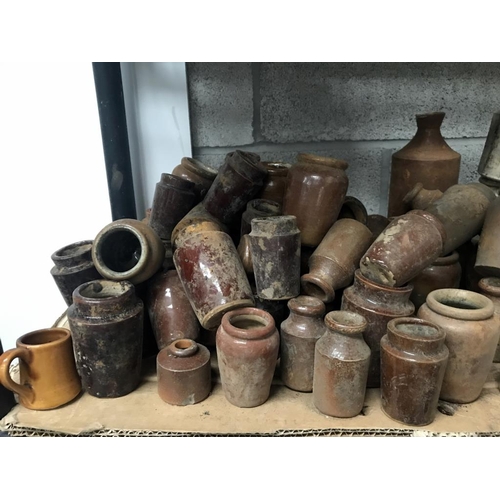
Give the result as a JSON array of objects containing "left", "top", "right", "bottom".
[
  {"left": 475, "top": 196, "right": 500, "bottom": 278},
  {"left": 478, "top": 277, "right": 500, "bottom": 363},
  {"left": 403, "top": 182, "right": 443, "bottom": 211},
  {"left": 171, "top": 157, "right": 218, "bottom": 200},
  {"left": 240, "top": 198, "right": 281, "bottom": 237},
  {"left": 258, "top": 161, "right": 290, "bottom": 206},
  {"left": 338, "top": 196, "right": 368, "bottom": 224}
]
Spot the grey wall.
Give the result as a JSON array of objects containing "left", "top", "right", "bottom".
[{"left": 187, "top": 62, "right": 500, "bottom": 215}]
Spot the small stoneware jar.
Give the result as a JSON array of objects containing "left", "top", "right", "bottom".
[
  {"left": 240, "top": 199, "right": 281, "bottom": 236},
  {"left": 92, "top": 218, "right": 164, "bottom": 285},
  {"left": 171, "top": 157, "right": 218, "bottom": 200},
  {"left": 216, "top": 307, "right": 279, "bottom": 408},
  {"left": 157, "top": 339, "right": 211, "bottom": 406},
  {"left": 68, "top": 280, "right": 144, "bottom": 398},
  {"left": 301, "top": 219, "right": 373, "bottom": 303},
  {"left": 381, "top": 317, "right": 449, "bottom": 426},
  {"left": 418, "top": 288, "right": 500, "bottom": 404},
  {"left": 338, "top": 196, "right": 368, "bottom": 224},
  {"left": 280, "top": 296, "right": 326, "bottom": 392},
  {"left": 365, "top": 214, "right": 390, "bottom": 241},
  {"left": 403, "top": 182, "right": 443, "bottom": 211},
  {"left": 50, "top": 240, "right": 102, "bottom": 306},
  {"left": 313, "top": 311, "right": 370, "bottom": 418},
  {"left": 173, "top": 231, "right": 254, "bottom": 330},
  {"left": 259, "top": 161, "right": 290, "bottom": 205},
  {"left": 475, "top": 196, "right": 500, "bottom": 278},
  {"left": 478, "top": 277, "right": 500, "bottom": 362}
]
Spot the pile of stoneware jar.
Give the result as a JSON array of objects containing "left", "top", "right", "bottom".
[{"left": 2, "top": 110, "right": 500, "bottom": 428}]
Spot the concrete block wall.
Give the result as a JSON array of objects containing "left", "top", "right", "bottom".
[{"left": 187, "top": 63, "right": 500, "bottom": 215}]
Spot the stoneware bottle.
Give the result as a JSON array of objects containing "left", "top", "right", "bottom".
[
  {"left": 380, "top": 317, "right": 449, "bottom": 426},
  {"left": 403, "top": 182, "right": 443, "bottom": 211},
  {"left": 240, "top": 198, "right": 281, "bottom": 236},
  {"left": 313, "top": 311, "right": 371, "bottom": 418},
  {"left": 418, "top": 288, "right": 500, "bottom": 404},
  {"left": 301, "top": 218, "right": 373, "bottom": 303},
  {"left": 338, "top": 196, "right": 368, "bottom": 225},
  {"left": 68, "top": 280, "right": 144, "bottom": 398},
  {"left": 342, "top": 269, "right": 415, "bottom": 387},
  {"left": 216, "top": 307, "right": 279, "bottom": 408},
  {"left": 171, "top": 157, "right": 218, "bottom": 200},
  {"left": 478, "top": 277, "right": 500, "bottom": 363},
  {"left": 475, "top": 196, "right": 500, "bottom": 278},
  {"left": 283, "top": 153, "right": 349, "bottom": 247},
  {"left": 280, "top": 296, "right": 326, "bottom": 392},
  {"left": 258, "top": 161, "right": 290, "bottom": 206},
  {"left": 388, "top": 112, "right": 460, "bottom": 217}
]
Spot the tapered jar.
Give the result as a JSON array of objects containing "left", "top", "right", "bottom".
[
  {"left": 171, "top": 157, "right": 218, "bottom": 200},
  {"left": 283, "top": 153, "right": 349, "bottom": 247},
  {"left": 280, "top": 296, "right": 326, "bottom": 392},
  {"left": 259, "top": 161, "right": 290, "bottom": 205},
  {"left": 478, "top": 277, "right": 500, "bottom": 363},
  {"left": 381, "top": 318, "right": 449, "bottom": 426},
  {"left": 475, "top": 196, "right": 500, "bottom": 278},
  {"left": 240, "top": 199, "right": 281, "bottom": 236},
  {"left": 418, "top": 288, "right": 499, "bottom": 404},
  {"left": 216, "top": 308, "right": 279, "bottom": 408},
  {"left": 341, "top": 269, "right": 415, "bottom": 387}
]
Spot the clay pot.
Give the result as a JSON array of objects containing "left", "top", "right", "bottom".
[
  {"left": 171, "top": 157, "right": 218, "bottom": 200},
  {"left": 216, "top": 307, "right": 279, "bottom": 408},
  {"left": 259, "top": 161, "right": 290, "bottom": 205},
  {"left": 173, "top": 231, "right": 254, "bottom": 330},
  {"left": 365, "top": 215, "right": 390, "bottom": 241},
  {"left": 409, "top": 251, "right": 462, "bottom": 310},
  {"left": 301, "top": 219, "right": 373, "bottom": 303},
  {"left": 240, "top": 199, "right": 281, "bottom": 236},
  {"left": 92, "top": 218, "right": 164, "bottom": 285},
  {"left": 403, "top": 182, "right": 443, "bottom": 211},
  {"left": 0, "top": 339, "right": 15, "bottom": 418},
  {"left": 280, "top": 296, "right": 326, "bottom": 392},
  {"left": 418, "top": 288, "right": 500, "bottom": 404},
  {"left": 388, "top": 112, "right": 460, "bottom": 217},
  {"left": 283, "top": 153, "right": 349, "bottom": 247},
  {"left": 313, "top": 311, "right": 370, "bottom": 418},
  {"left": 67, "top": 280, "right": 144, "bottom": 398},
  {"left": 478, "top": 277, "right": 500, "bottom": 363},
  {"left": 157, "top": 339, "right": 211, "bottom": 406},
  {"left": 475, "top": 196, "right": 500, "bottom": 278},
  {"left": 381, "top": 317, "right": 449, "bottom": 426},
  {"left": 341, "top": 269, "right": 415, "bottom": 387},
  {"left": 50, "top": 240, "right": 102, "bottom": 306},
  {"left": 338, "top": 196, "right": 368, "bottom": 224},
  {"left": 360, "top": 210, "right": 446, "bottom": 287}
]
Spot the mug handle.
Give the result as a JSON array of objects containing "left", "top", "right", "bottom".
[{"left": 0, "top": 347, "right": 34, "bottom": 402}]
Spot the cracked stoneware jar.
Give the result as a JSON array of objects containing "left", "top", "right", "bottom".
[
  {"left": 475, "top": 196, "right": 500, "bottom": 278},
  {"left": 68, "top": 280, "right": 143, "bottom": 398},
  {"left": 240, "top": 199, "right": 281, "bottom": 237},
  {"left": 280, "top": 296, "right": 326, "bottom": 392},
  {"left": 313, "top": 311, "right": 370, "bottom": 418},
  {"left": 418, "top": 288, "right": 500, "bottom": 404},
  {"left": 283, "top": 153, "right": 349, "bottom": 247},
  {"left": 171, "top": 157, "right": 218, "bottom": 201},
  {"left": 258, "top": 161, "right": 290, "bottom": 206},
  {"left": 157, "top": 339, "right": 211, "bottom": 406},
  {"left": 403, "top": 182, "right": 443, "bottom": 211},
  {"left": 341, "top": 269, "right": 415, "bottom": 388},
  {"left": 50, "top": 240, "right": 102, "bottom": 306},
  {"left": 216, "top": 307, "right": 279, "bottom": 408},
  {"left": 478, "top": 277, "right": 500, "bottom": 363},
  {"left": 338, "top": 196, "right": 368, "bottom": 225},
  {"left": 381, "top": 317, "right": 449, "bottom": 426}
]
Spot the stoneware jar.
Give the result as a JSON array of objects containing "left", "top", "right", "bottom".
[
  {"left": 283, "top": 153, "right": 349, "bottom": 247},
  {"left": 280, "top": 296, "right": 326, "bottom": 392},
  {"left": 240, "top": 198, "right": 281, "bottom": 236},
  {"left": 478, "top": 277, "right": 500, "bottom": 362},
  {"left": 338, "top": 196, "right": 368, "bottom": 225},
  {"left": 418, "top": 288, "right": 500, "bottom": 404},
  {"left": 258, "top": 161, "right": 290, "bottom": 206},
  {"left": 68, "top": 280, "right": 144, "bottom": 398},
  {"left": 403, "top": 182, "right": 443, "bottom": 211},
  {"left": 92, "top": 218, "right": 164, "bottom": 285},
  {"left": 475, "top": 196, "right": 500, "bottom": 278},
  {"left": 171, "top": 157, "right": 218, "bottom": 200},
  {"left": 216, "top": 307, "right": 279, "bottom": 408},
  {"left": 313, "top": 311, "right": 371, "bottom": 418},
  {"left": 380, "top": 317, "right": 449, "bottom": 426},
  {"left": 342, "top": 269, "right": 415, "bottom": 387}
]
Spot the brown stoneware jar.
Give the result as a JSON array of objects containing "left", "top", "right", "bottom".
[
  {"left": 478, "top": 277, "right": 500, "bottom": 362},
  {"left": 388, "top": 112, "right": 460, "bottom": 217},
  {"left": 360, "top": 210, "right": 446, "bottom": 287},
  {"left": 425, "top": 183, "right": 496, "bottom": 256},
  {"left": 149, "top": 173, "right": 197, "bottom": 241},
  {"left": 475, "top": 196, "right": 500, "bottom": 278},
  {"left": 313, "top": 311, "right": 370, "bottom": 418},
  {"left": 280, "top": 296, "right": 326, "bottom": 392},
  {"left": 173, "top": 231, "right": 254, "bottom": 330},
  {"left": 250, "top": 216, "right": 301, "bottom": 301},
  {"left": 365, "top": 214, "right": 390, "bottom": 241},
  {"left": 338, "top": 196, "right": 368, "bottom": 225},
  {"left": 342, "top": 269, "right": 415, "bottom": 387},
  {"left": 92, "top": 218, "right": 164, "bottom": 285},
  {"left": 171, "top": 157, "right": 218, "bottom": 200},
  {"left": 283, "top": 153, "right": 349, "bottom": 247},
  {"left": 157, "top": 339, "right": 211, "bottom": 406},
  {"left": 301, "top": 219, "right": 373, "bottom": 303},
  {"left": 409, "top": 251, "right": 462, "bottom": 310},
  {"left": 403, "top": 182, "right": 443, "bottom": 211},
  {"left": 259, "top": 161, "right": 290, "bottom": 205},
  {"left": 240, "top": 199, "right": 281, "bottom": 236},
  {"left": 418, "top": 288, "right": 500, "bottom": 404},
  {"left": 202, "top": 150, "right": 268, "bottom": 224},
  {"left": 68, "top": 280, "right": 144, "bottom": 398},
  {"left": 216, "top": 307, "right": 279, "bottom": 408},
  {"left": 380, "top": 317, "right": 449, "bottom": 426},
  {"left": 50, "top": 240, "right": 102, "bottom": 306},
  {"left": 146, "top": 269, "right": 200, "bottom": 350}
]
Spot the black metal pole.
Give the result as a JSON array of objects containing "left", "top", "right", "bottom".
[{"left": 92, "top": 62, "right": 137, "bottom": 220}]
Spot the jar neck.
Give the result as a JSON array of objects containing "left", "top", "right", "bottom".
[
  {"left": 181, "top": 157, "right": 217, "bottom": 180},
  {"left": 296, "top": 153, "right": 348, "bottom": 170},
  {"left": 426, "top": 288, "right": 494, "bottom": 321},
  {"left": 51, "top": 240, "right": 93, "bottom": 269},
  {"left": 351, "top": 269, "right": 413, "bottom": 306},
  {"left": 479, "top": 277, "right": 500, "bottom": 298},
  {"left": 245, "top": 199, "right": 281, "bottom": 218},
  {"left": 387, "top": 318, "right": 445, "bottom": 355},
  {"left": 159, "top": 172, "right": 195, "bottom": 192},
  {"left": 221, "top": 307, "right": 275, "bottom": 340}
]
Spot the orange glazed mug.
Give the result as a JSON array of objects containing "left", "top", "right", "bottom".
[{"left": 0, "top": 328, "right": 81, "bottom": 410}]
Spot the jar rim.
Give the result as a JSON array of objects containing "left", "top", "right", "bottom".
[
  {"left": 221, "top": 307, "right": 275, "bottom": 340},
  {"left": 325, "top": 311, "right": 367, "bottom": 335},
  {"left": 426, "top": 288, "right": 494, "bottom": 321},
  {"left": 387, "top": 317, "right": 444, "bottom": 343}
]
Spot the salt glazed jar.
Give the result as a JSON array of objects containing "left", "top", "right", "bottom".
[
  {"left": 171, "top": 157, "right": 218, "bottom": 200},
  {"left": 217, "top": 308, "right": 279, "bottom": 408},
  {"left": 478, "top": 277, "right": 500, "bottom": 362},
  {"left": 342, "top": 269, "right": 415, "bottom": 387},
  {"left": 475, "top": 196, "right": 500, "bottom": 278},
  {"left": 418, "top": 288, "right": 500, "bottom": 404},
  {"left": 280, "top": 296, "right": 326, "bottom": 392},
  {"left": 313, "top": 311, "right": 370, "bottom": 418},
  {"left": 259, "top": 161, "right": 290, "bottom": 206},
  {"left": 67, "top": 280, "right": 144, "bottom": 398},
  {"left": 380, "top": 317, "right": 449, "bottom": 426},
  {"left": 240, "top": 198, "right": 281, "bottom": 236}
]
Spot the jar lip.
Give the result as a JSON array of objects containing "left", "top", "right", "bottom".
[
  {"left": 246, "top": 198, "right": 282, "bottom": 216},
  {"left": 387, "top": 317, "right": 444, "bottom": 342},
  {"left": 166, "top": 338, "right": 199, "bottom": 358},
  {"left": 181, "top": 157, "right": 218, "bottom": 178},
  {"left": 426, "top": 288, "right": 494, "bottom": 321},
  {"left": 160, "top": 172, "right": 196, "bottom": 191},
  {"left": 287, "top": 295, "right": 325, "bottom": 316},
  {"left": 18, "top": 327, "right": 71, "bottom": 348},
  {"left": 51, "top": 240, "right": 93, "bottom": 263},
  {"left": 433, "top": 251, "right": 459, "bottom": 266},
  {"left": 479, "top": 277, "right": 500, "bottom": 297},
  {"left": 354, "top": 269, "right": 413, "bottom": 294},
  {"left": 325, "top": 311, "right": 367, "bottom": 335},
  {"left": 73, "top": 280, "right": 135, "bottom": 303},
  {"left": 261, "top": 161, "right": 291, "bottom": 175},
  {"left": 221, "top": 307, "right": 275, "bottom": 340},
  {"left": 297, "top": 153, "right": 348, "bottom": 170},
  {"left": 250, "top": 215, "right": 298, "bottom": 236}
]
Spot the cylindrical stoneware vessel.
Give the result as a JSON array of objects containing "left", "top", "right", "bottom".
[
  {"left": 240, "top": 198, "right": 281, "bottom": 236},
  {"left": 475, "top": 196, "right": 500, "bottom": 278},
  {"left": 418, "top": 288, "right": 500, "bottom": 404},
  {"left": 478, "top": 277, "right": 500, "bottom": 363},
  {"left": 313, "top": 311, "right": 370, "bottom": 418},
  {"left": 258, "top": 161, "right": 290, "bottom": 205},
  {"left": 171, "top": 157, "right": 218, "bottom": 200},
  {"left": 338, "top": 196, "right": 368, "bottom": 224},
  {"left": 380, "top": 317, "right": 449, "bottom": 426},
  {"left": 403, "top": 182, "right": 443, "bottom": 211},
  {"left": 216, "top": 308, "right": 279, "bottom": 408}
]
